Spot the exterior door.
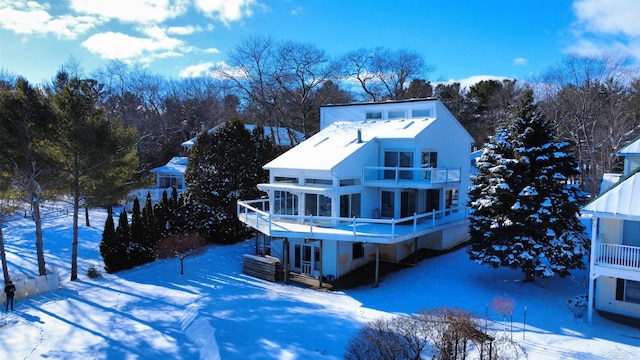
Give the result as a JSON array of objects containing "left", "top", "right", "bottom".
[{"left": 294, "top": 244, "right": 313, "bottom": 275}]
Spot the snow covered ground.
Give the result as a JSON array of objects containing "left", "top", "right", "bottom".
[{"left": 1, "top": 206, "right": 639, "bottom": 359}]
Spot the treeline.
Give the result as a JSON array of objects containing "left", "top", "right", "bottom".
[{"left": 100, "top": 120, "right": 281, "bottom": 273}]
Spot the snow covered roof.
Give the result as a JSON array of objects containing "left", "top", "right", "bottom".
[
  {"left": 150, "top": 157, "right": 188, "bottom": 174},
  {"left": 617, "top": 135, "right": 640, "bottom": 156},
  {"left": 264, "top": 117, "right": 436, "bottom": 171},
  {"left": 582, "top": 167, "right": 640, "bottom": 220},
  {"left": 181, "top": 124, "right": 305, "bottom": 148}
]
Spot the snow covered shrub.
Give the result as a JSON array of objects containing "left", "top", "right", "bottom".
[
  {"left": 87, "top": 265, "right": 102, "bottom": 279},
  {"left": 567, "top": 295, "right": 588, "bottom": 319}
]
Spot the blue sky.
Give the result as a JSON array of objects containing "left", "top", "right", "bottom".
[{"left": 1, "top": 0, "right": 639, "bottom": 87}]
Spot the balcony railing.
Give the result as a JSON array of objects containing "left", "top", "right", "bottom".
[
  {"left": 594, "top": 243, "right": 640, "bottom": 270},
  {"left": 237, "top": 199, "right": 467, "bottom": 244},
  {"left": 363, "top": 166, "right": 461, "bottom": 185}
]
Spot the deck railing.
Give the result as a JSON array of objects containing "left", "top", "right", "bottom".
[
  {"left": 237, "top": 198, "right": 466, "bottom": 243},
  {"left": 362, "top": 166, "right": 461, "bottom": 185},
  {"left": 594, "top": 243, "right": 640, "bottom": 270}
]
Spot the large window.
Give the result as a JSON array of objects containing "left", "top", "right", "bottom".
[
  {"left": 340, "top": 193, "right": 361, "bottom": 218},
  {"left": 445, "top": 189, "right": 459, "bottom": 214},
  {"left": 158, "top": 175, "right": 183, "bottom": 189},
  {"left": 305, "top": 194, "right": 331, "bottom": 217},
  {"left": 381, "top": 191, "right": 395, "bottom": 218},
  {"left": 274, "top": 191, "right": 298, "bottom": 216},
  {"left": 384, "top": 151, "right": 413, "bottom": 179},
  {"left": 616, "top": 279, "right": 640, "bottom": 304}
]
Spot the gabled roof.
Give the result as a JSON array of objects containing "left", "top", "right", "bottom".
[
  {"left": 264, "top": 117, "right": 436, "bottom": 171},
  {"left": 181, "top": 124, "right": 305, "bottom": 148},
  {"left": 150, "top": 157, "right": 188, "bottom": 175},
  {"left": 617, "top": 135, "right": 640, "bottom": 156},
  {"left": 582, "top": 166, "right": 640, "bottom": 220}
]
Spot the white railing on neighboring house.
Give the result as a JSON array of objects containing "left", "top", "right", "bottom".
[
  {"left": 595, "top": 243, "right": 640, "bottom": 270},
  {"left": 237, "top": 199, "right": 467, "bottom": 244},
  {"left": 362, "top": 166, "right": 461, "bottom": 185}
]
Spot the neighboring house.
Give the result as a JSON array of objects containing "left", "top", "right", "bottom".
[
  {"left": 582, "top": 136, "right": 640, "bottom": 323},
  {"left": 237, "top": 98, "right": 474, "bottom": 285},
  {"left": 128, "top": 124, "right": 304, "bottom": 206}
]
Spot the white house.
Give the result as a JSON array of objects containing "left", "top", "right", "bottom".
[
  {"left": 237, "top": 98, "right": 474, "bottom": 285},
  {"left": 129, "top": 124, "right": 304, "bottom": 205},
  {"left": 582, "top": 136, "right": 640, "bottom": 323}
]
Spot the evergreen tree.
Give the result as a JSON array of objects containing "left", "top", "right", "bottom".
[
  {"left": 99, "top": 207, "right": 121, "bottom": 273},
  {"left": 114, "top": 209, "right": 133, "bottom": 271},
  {"left": 50, "top": 71, "right": 138, "bottom": 280},
  {"left": 185, "top": 119, "right": 275, "bottom": 243},
  {"left": 468, "top": 88, "right": 589, "bottom": 281},
  {"left": 129, "top": 197, "right": 152, "bottom": 266},
  {"left": 142, "top": 192, "right": 156, "bottom": 248},
  {"left": 0, "top": 77, "right": 59, "bottom": 276}
]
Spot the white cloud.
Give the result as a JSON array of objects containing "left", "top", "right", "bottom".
[
  {"left": 513, "top": 58, "right": 528, "bottom": 66},
  {"left": 168, "top": 25, "right": 200, "bottom": 35},
  {"left": 195, "top": 0, "right": 258, "bottom": 24},
  {"left": 179, "top": 62, "right": 214, "bottom": 78},
  {"left": 0, "top": 1, "right": 101, "bottom": 39},
  {"left": 81, "top": 31, "right": 186, "bottom": 62},
  {"left": 573, "top": 0, "right": 640, "bottom": 36},
  {"left": 70, "top": 0, "right": 189, "bottom": 24}
]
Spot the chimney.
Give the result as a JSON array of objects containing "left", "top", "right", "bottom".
[{"left": 357, "top": 129, "right": 363, "bottom": 143}]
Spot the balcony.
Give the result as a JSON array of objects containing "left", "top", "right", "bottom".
[
  {"left": 363, "top": 166, "right": 461, "bottom": 188},
  {"left": 594, "top": 243, "right": 640, "bottom": 271},
  {"left": 237, "top": 199, "right": 468, "bottom": 244}
]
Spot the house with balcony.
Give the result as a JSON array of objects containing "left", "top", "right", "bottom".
[
  {"left": 237, "top": 98, "right": 474, "bottom": 285},
  {"left": 582, "top": 136, "right": 640, "bottom": 323},
  {"left": 128, "top": 124, "right": 304, "bottom": 206}
]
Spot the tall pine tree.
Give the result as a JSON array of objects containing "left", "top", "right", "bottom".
[{"left": 468, "top": 88, "right": 589, "bottom": 281}]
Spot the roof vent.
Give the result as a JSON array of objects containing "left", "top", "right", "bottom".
[{"left": 357, "top": 129, "right": 363, "bottom": 143}]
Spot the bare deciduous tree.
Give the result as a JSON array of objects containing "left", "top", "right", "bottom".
[{"left": 155, "top": 233, "right": 208, "bottom": 275}]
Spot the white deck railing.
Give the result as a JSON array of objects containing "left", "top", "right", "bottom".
[
  {"left": 595, "top": 243, "right": 640, "bottom": 270},
  {"left": 363, "top": 166, "right": 461, "bottom": 185},
  {"left": 237, "top": 199, "right": 467, "bottom": 244}
]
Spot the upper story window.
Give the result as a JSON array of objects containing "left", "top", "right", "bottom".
[
  {"left": 275, "top": 176, "right": 298, "bottom": 183},
  {"left": 384, "top": 151, "right": 413, "bottom": 179},
  {"left": 388, "top": 110, "right": 405, "bottom": 119},
  {"left": 159, "top": 175, "right": 183, "bottom": 189},
  {"left": 339, "top": 178, "right": 361, "bottom": 186},
  {"left": 421, "top": 151, "right": 438, "bottom": 168},
  {"left": 366, "top": 111, "right": 382, "bottom": 120},
  {"left": 305, "top": 178, "right": 332, "bottom": 186},
  {"left": 411, "top": 109, "right": 431, "bottom": 118}
]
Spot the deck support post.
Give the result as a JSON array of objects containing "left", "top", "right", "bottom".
[
  {"left": 283, "top": 238, "right": 289, "bottom": 284},
  {"left": 261, "top": 234, "right": 266, "bottom": 256},
  {"left": 319, "top": 240, "right": 323, "bottom": 289},
  {"left": 414, "top": 237, "right": 418, "bottom": 265},
  {"left": 254, "top": 234, "right": 259, "bottom": 255},
  {"left": 374, "top": 244, "right": 380, "bottom": 288}
]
